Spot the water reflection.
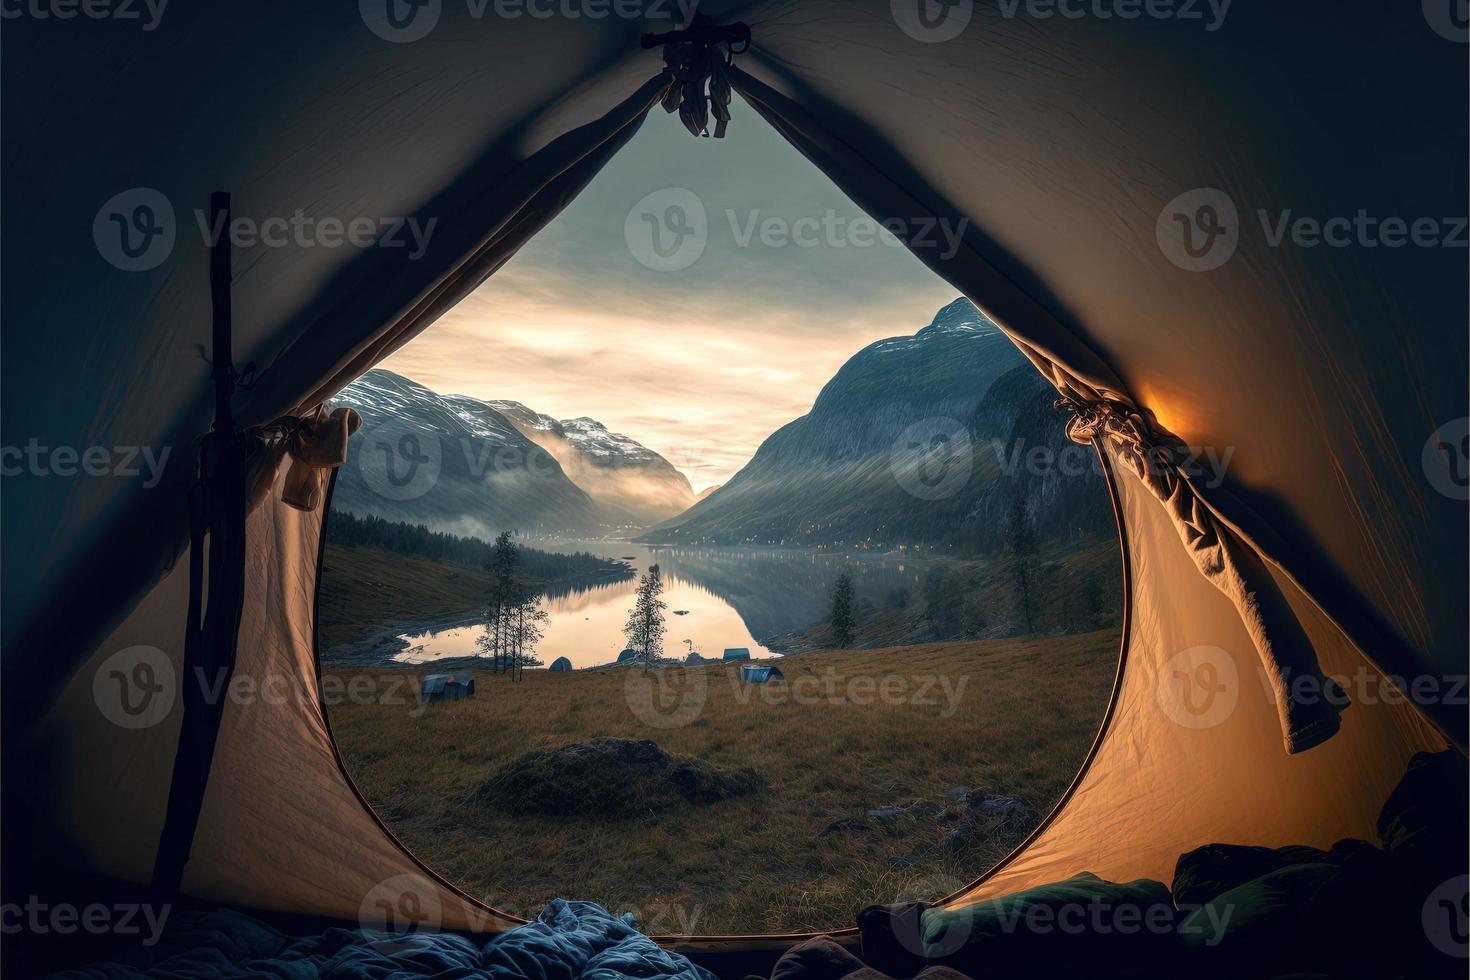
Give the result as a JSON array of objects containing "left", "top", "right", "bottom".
[{"left": 394, "top": 540, "right": 925, "bottom": 668}]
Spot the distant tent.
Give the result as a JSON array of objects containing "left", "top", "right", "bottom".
[
  {"left": 741, "top": 664, "right": 784, "bottom": 684},
  {"left": 420, "top": 674, "right": 475, "bottom": 703},
  {"left": 722, "top": 648, "right": 751, "bottom": 661},
  {"left": 616, "top": 648, "right": 638, "bottom": 664},
  {"left": 549, "top": 657, "right": 573, "bottom": 673}
]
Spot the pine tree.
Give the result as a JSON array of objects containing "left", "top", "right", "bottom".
[
  {"left": 830, "top": 572, "right": 855, "bottom": 648},
  {"left": 1007, "top": 495, "right": 1037, "bottom": 633},
  {"left": 623, "top": 564, "right": 667, "bottom": 670},
  {"left": 479, "top": 531, "right": 520, "bottom": 673}
]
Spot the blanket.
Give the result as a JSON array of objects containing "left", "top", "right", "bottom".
[{"left": 53, "top": 899, "right": 718, "bottom": 980}]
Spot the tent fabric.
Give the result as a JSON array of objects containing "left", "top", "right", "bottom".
[{"left": 3, "top": 0, "right": 1464, "bottom": 949}]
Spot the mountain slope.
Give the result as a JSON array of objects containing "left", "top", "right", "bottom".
[
  {"left": 330, "top": 370, "right": 600, "bottom": 537},
  {"left": 486, "top": 402, "right": 695, "bottom": 526},
  {"left": 638, "top": 299, "right": 1112, "bottom": 554}
]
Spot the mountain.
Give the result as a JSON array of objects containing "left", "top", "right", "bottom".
[
  {"left": 695, "top": 485, "right": 722, "bottom": 501},
  {"left": 330, "top": 370, "right": 693, "bottom": 535},
  {"left": 638, "top": 298, "right": 1113, "bottom": 555},
  {"left": 330, "top": 370, "right": 600, "bottom": 537},
  {"left": 486, "top": 402, "right": 695, "bottom": 527}
]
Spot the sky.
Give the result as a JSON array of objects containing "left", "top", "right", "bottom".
[{"left": 381, "top": 105, "right": 957, "bottom": 491}]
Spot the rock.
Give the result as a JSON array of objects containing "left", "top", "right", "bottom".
[
  {"left": 820, "top": 817, "right": 870, "bottom": 837},
  {"left": 944, "top": 792, "right": 1041, "bottom": 852},
  {"left": 945, "top": 785, "right": 972, "bottom": 801},
  {"left": 469, "top": 737, "right": 764, "bottom": 818},
  {"left": 867, "top": 805, "right": 908, "bottom": 822}
]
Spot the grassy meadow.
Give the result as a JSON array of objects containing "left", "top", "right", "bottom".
[{"left": 324, "top": 629, "right": 1120, "bottom": 935}]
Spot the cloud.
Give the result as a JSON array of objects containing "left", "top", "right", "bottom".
[{"left": 380, "top": 107, "right": 956, "bottom": 486}]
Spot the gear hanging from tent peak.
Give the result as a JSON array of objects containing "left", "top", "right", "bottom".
[{"left": 643, "top": 15, "right": 750, "bottom": 138}]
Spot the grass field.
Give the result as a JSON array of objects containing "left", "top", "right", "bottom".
[{"left": 325, "top": 629, "right": 1120, "bottom": 935}]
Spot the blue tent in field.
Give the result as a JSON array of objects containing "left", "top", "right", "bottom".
[
  {"left": 741, "top": 664, "right": 783, "bottom": 684},
  {"left": 722, "top": 648, "right": 751, "bottom": 661},
  {"left": 549, "top": 657, "right": 572, "bottom": 673}
]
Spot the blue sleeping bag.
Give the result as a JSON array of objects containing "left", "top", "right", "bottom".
[{"left": 53, "top": 899, "right": 718, "bottom": 980}]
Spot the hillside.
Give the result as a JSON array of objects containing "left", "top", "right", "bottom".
[{"left": 639, "top": 299, "right": 1112, "bottom": 555}]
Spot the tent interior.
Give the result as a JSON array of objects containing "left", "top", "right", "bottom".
[{"left": 2, "top": 2, "right": 1465, "bottom": 977}]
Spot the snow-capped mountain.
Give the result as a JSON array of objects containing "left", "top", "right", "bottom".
[
  {"left": 330, "top": 370, "right": 694, "bottom": 534},
  {"left": 639, "top": 298, "right": 1112, "bottom": 554},
  {"left": 485, "top": 404, "right": 695, "bottom": 527},
  {"left": 329, "top": 370, "right": 600, "bottom": 537}
]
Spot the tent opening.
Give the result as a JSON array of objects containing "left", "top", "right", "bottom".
[{"left": 315, "top": 106, "right": 1124, "bottom": 936}]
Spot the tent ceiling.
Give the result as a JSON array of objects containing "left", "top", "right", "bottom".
[{"left": 3, "top": 3, "right": 1463, "bottom": 740}]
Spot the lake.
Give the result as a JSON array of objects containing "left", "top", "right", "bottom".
[{"left": 393, "top": 540, "right": 926, "bottom": 668}]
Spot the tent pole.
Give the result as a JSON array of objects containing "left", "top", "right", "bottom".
[{"left": 151, "top": 192, "right": 250, "bottom": 895}]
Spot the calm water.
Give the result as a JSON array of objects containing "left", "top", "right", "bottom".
[{"left": 394, "top": 540, "right": 925, "bottom": 668}]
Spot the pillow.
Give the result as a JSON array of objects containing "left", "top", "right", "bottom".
[
  {"left": 1376, "top": 749, "right": 1469, "bottom": 889},
  {"left": 1177, "top": 861, "right": 1410, "bottom": 978},
  {"left": 919, "top": 872, "right": 1178, "bottom": 978},
  {"left": 1172, "top": 843, "right": 1330, "bottom": 907}
]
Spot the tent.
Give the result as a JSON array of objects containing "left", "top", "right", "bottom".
[
  {"left": 741, "top": 665, "right": 784, "bottom": 684},
  {"left": 2, "top": 0, "right": 1463, "bottom": 972},
  {"left": 549, "top": 657, "right": 574, "bottom": 673},
  {"left": 421, "top": 674, "right": 476, "bottom": 702}
]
